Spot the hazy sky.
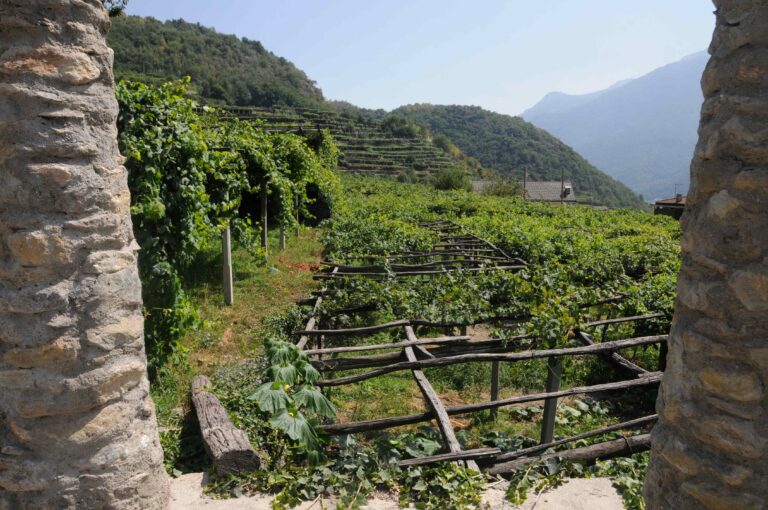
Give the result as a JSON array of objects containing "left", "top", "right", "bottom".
[{"left": 124, "top": 0, "right": 715, "bottom": 116}]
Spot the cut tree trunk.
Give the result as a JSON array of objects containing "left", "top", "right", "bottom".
[{"left": 191, "top": 376, "right": 261, "bottom": 476}]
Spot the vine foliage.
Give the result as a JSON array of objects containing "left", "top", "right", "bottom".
[{"left": 116, "top": 79, "right": 340, "bottom": 373}]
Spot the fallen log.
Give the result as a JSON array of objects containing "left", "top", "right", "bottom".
[
  {"left": 487, "top": 434, "right": 651, "bottom": 475},
  {"left": 191, "top": 376, "right": 261, "bottom": 476}
]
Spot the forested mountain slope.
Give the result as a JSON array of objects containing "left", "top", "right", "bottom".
[
  {"left": 393, "top": 104, "right": 645, "bottom": 208},
  {"left": 109, "top": 16, "right": 324, "bottom": 107}
]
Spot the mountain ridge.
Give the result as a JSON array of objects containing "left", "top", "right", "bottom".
[{"left": 523, "top": 51, "right": 708, "bottom": 200}]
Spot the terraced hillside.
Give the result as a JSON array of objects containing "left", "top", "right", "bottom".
[{"left": 219, "top": 106, "right": 469, "bottom": 178}]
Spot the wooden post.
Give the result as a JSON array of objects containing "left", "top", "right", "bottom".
[
  {"left": 659, "top": 342, "right": 668, "bottom": 372},
  {"left": 222, "top": 226, "right": 234, "bottom": 306},
  {"left": 279, "top": 222, "right": 286, "bottom": 250},
  {"left": 295, "top": 193, "right": 300, "bottom": 237},
  {"left": 523, "top": 167, "right": 528, "bottom": 200},
  {"left": 260, "top": 174, "right": 268, "bottom": 255},
  {"left": 490, "top": 361, "right": 500, "bottom": 420},
  {"left": 540, "top": 356, "right": 563, "bottom": 444}
]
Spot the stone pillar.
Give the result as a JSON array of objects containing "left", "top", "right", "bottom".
[
  {"left": 644, "top": 1, "right": 768, "bottom": 508},
  {"left": 0, "top": 1, "right": 169, "bottom": 509}
]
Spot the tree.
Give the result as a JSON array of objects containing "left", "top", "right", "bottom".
[
  {"left": 644, "top": 1, "right": 768, "bottom": 507},
  {"left": 0, "top": 1, "right": 169, "bottom": 508}
]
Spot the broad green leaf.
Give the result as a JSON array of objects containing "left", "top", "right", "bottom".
[
  {"left": 293, "top": 386, "right": 336, "bottom": 418},
  {"left": 248, "top": 382, "right": 291, "bottom": 413}
]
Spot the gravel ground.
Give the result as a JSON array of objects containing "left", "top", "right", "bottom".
[{"left": 169, "top": 472, "right": 625, "bottom": 509}]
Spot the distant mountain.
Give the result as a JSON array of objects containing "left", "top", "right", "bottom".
[
  {"left": 108, "top": 16, "right": 324, "bottom": 108},
  {"left": 523, "top": 52, "right": 708, "bottom": 201},
  {"left": 526, "top": 79, "right": 632, "bottom": 118},
  {"left": 393, "top": 104, "right": 645, "bottom": 208}
]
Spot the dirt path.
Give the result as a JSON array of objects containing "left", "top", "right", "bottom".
[{"left": 170, "top": 473, "right": 625, "bottom": 509}]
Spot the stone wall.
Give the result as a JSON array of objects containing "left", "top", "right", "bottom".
[
  {"left": 0, "top": 0, "right": 169, "bottom": 508},
  {"left": 644, "top": 1, "right": 768, "bottom": 508}
]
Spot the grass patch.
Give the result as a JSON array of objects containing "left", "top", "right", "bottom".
[{"left": 151, "top": 227, "right": 323, "bottom": 473}]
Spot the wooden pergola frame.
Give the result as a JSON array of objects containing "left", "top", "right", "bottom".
[{"left": 293, "top": 220, "right": 665, "bottom": 471}]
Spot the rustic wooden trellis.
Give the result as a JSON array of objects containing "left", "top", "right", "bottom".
[{"left": 294, "top": 220, "right": 666, "bottom": 472}]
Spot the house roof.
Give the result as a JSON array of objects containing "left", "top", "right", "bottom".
[
  {"left": 525, "top": 181, "right": 576, "bottom": 202},
  {"left": 654, "top": 196, "right": 687, "bottom": 206}
]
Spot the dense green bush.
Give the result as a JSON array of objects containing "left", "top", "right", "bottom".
[
  {"left": 430, "top": 167, "right": 472, "bottom": 191},
  {"left": 481, "top": 177, "right": 524, "bottom": 197}
]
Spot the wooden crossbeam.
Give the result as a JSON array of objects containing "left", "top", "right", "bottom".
[
  {"left": 295, "top": 267, "right": 337, "bottom": 350},
  {"left": 491, "top": 414, "right": 658, "bottom": 464},
  {"left": 574, "top": 330, "right": 649, "bottom": 376},
  {"left": 303, "top": 335, "right": 471, "bottom": 355},
  {"left": 403, "top": 326, "right": 478, "bottom": 471},
  {"left": 322, "top": 259, "right": 496, "bottom": 272},
  {"left": 313, "top": 264, "right": 525, "bottom": 279},
  {"left": 583, "top": 312, "right": 665, "bottom": 328},
  {"left": 321, "top": 373, "right": 661, "bottom": 435},
  {"left": 318, "top": 336, "right": 667, "bottom": 387},
  {"left": 488, "top": 434, "right": 652, "bottom": 475},
  {"left": 398, "top": 447, "right": 500, "bottom": 467}
]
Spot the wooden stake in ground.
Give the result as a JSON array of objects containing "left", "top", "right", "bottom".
[{"left": 222, "top": 226, "right": 234, "bottom": 305}]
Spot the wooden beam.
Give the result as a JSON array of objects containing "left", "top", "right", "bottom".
[
  {"left": 404, "top": 326, "right": 477, "bottom": 471},
  {"left": 298, "top": 313, "right": 531, "bottom": 337},
  {"left": 313, "top": 264, "right": 525, "bottom": 279},
  {"left": 313, "top": 335, "right": 534, "bottom": 372},
  {"left": 322, "top": 259, "right": 494, "bottom": 272},
  {"left": 582, "top": 312, "right": 665, "bottom": 328},
  {"left": 575, "top": 330, "right": 649, "bottom": 376},
  {"left": 320, "top": 373, "right": 661, "bottom": 435},
  {"left": 487, "top": 434, "right": 651, "bottom": 475},
  {"left": 492, "top": 414, "right": 658, "bottom": 463},
  {"left": 318, "top": 336, "right": 667, "bottom": 387},
  {"left": 398, "top": 447, "right": 501, "bottom": 467},
  {"left": 303, "top": 335, "right": 471, "bottom": 356},
  {"left": 295, "top": 268, "right": 336, "bottom": 350}
]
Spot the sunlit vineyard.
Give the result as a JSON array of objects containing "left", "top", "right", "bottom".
[{"left": 210, "top": 175, "right": 680, "bottom": 509}]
